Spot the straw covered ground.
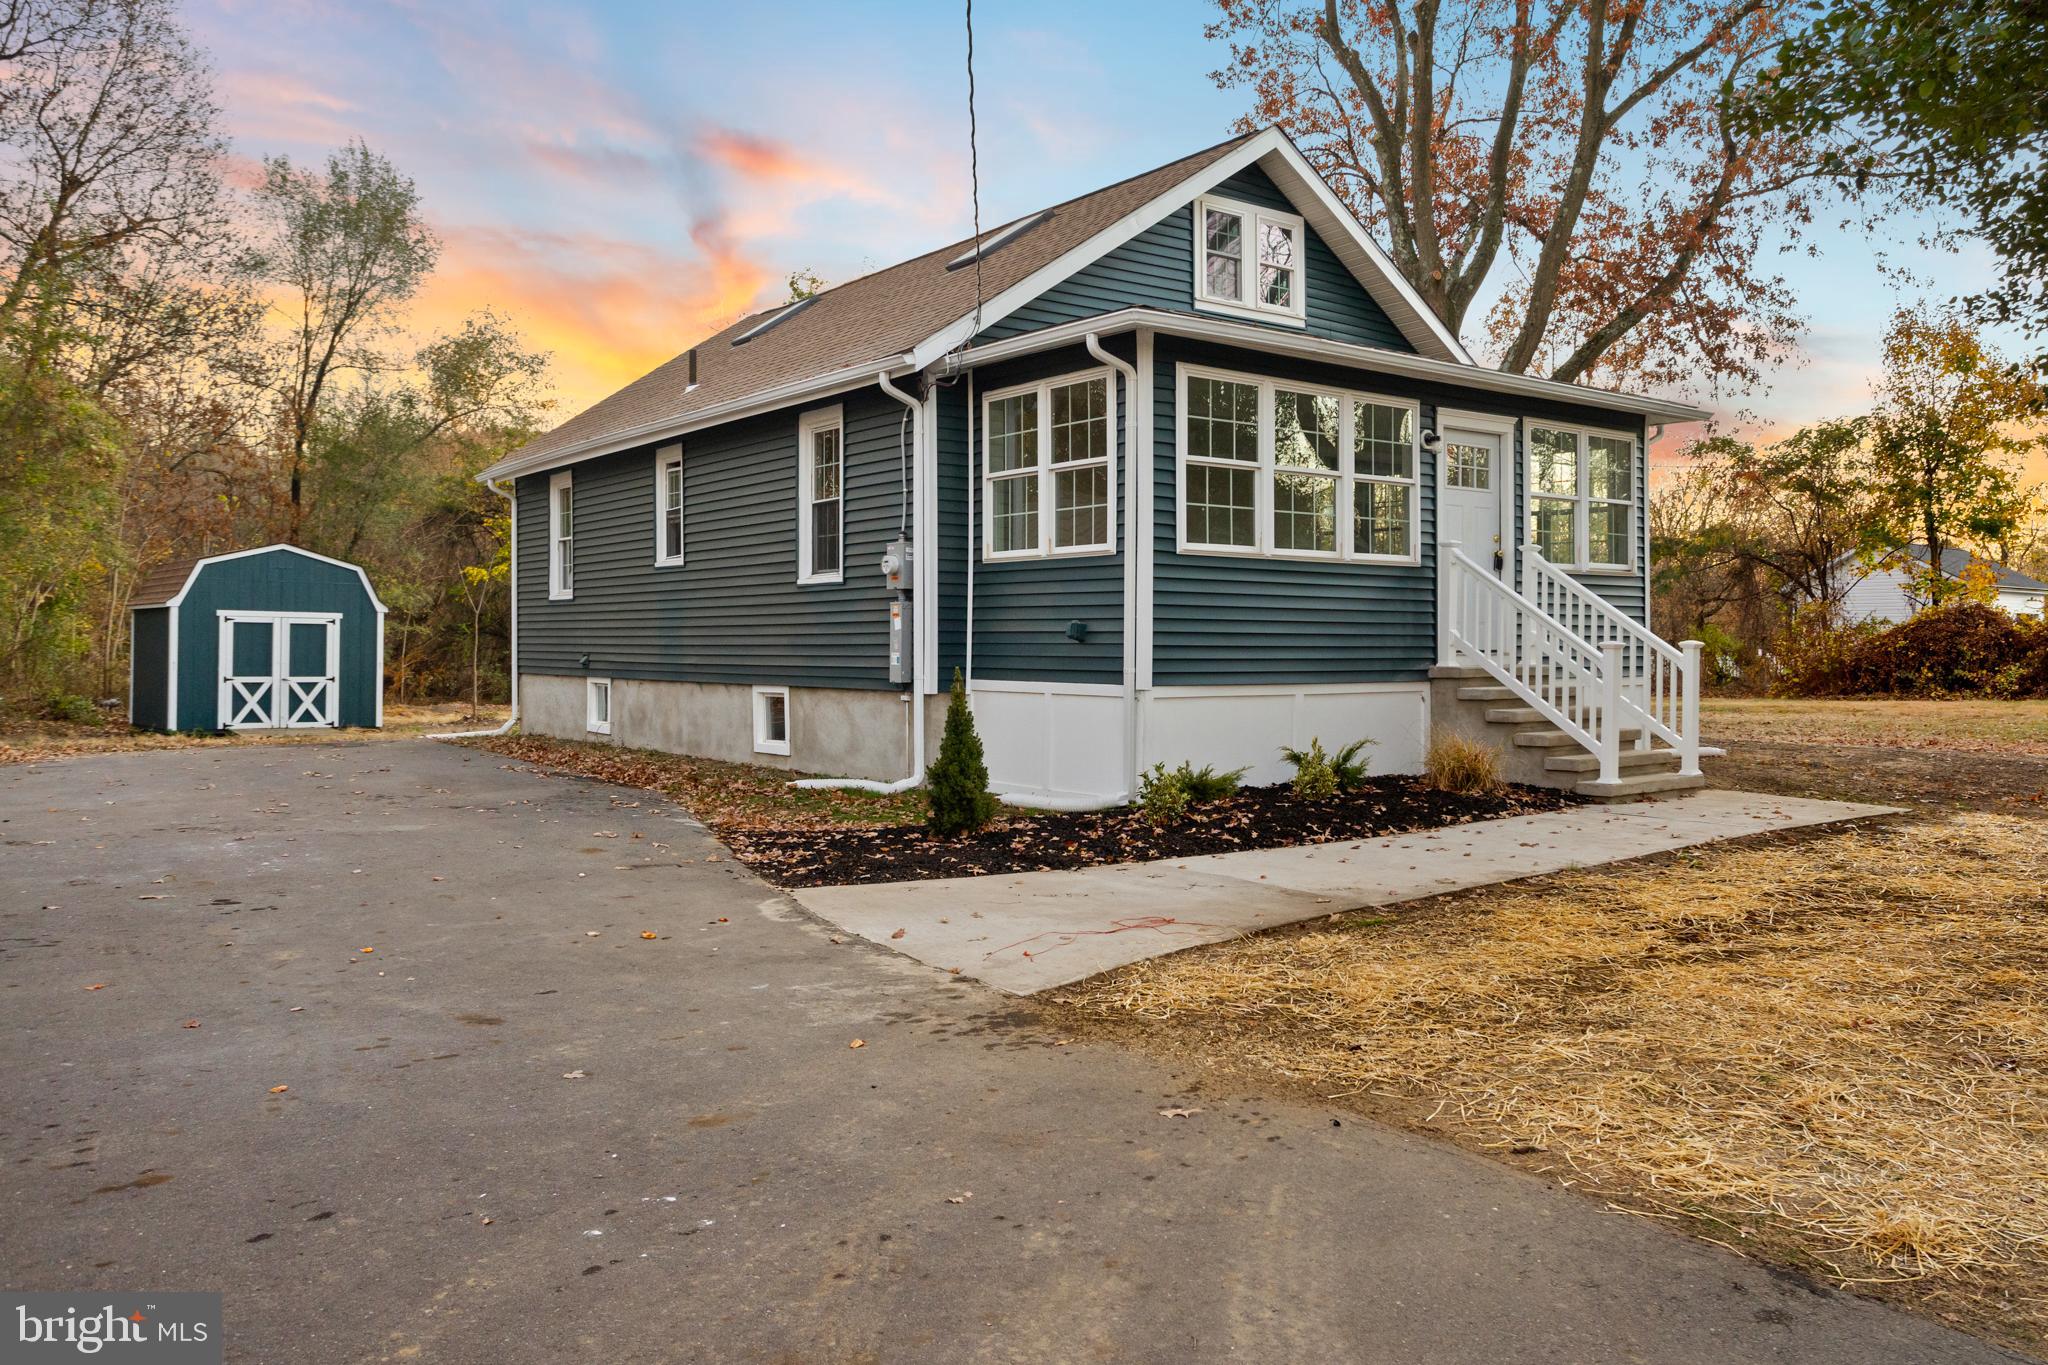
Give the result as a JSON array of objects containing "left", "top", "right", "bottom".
[{"left": 1054, "top": 813, "right": 2048, "bottom": 1351}]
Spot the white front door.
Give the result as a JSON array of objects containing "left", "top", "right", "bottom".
[
  {"left": 218, "top": 612, "right": 340, "bottom": 729},
  {"left": 1440, "top": 425, "right": 1506, "bottom": 575}
]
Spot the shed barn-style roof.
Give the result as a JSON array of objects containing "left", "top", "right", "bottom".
[{"left": 128, "top": 544, "right": 389, "bottom": 612}]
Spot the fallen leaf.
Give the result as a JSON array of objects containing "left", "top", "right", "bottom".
[
  {"left": 562, "top": 1070, "right": 587, "bottom": 1080},
  {"left": 945, "top": 1192, "right": 972, "bottom": 1204},
  {"left": 359, "top": 947, "right": 375, "bottom": 954},
  {"left": 848, "top": 1039, "right": 865, "bottom": 1049},
  {"left": 1158, "top": 1106, "right": 1202, "bottom": 1118},
  {"left": 889, "top": 928, "right": 906, "bottom": 940},
  {"left": 640, "top": 931, "right": 658, "bottom": 940},
  {"left": 84, "top": 983, "right": 107, "bottom": 991},
  {"left": 585, "top": 931, "right": 600, "bottom": 937},
  {"left": 480, "top": 1216, "right": 494, "bottom": 1225},
  {"left": 181, "top": 1019, "right": 200, "bottom": 1029},
  {"left": 269, "top": 1085, "right": 289, "bottom": 1094},
  {"left": 288, "top": 1006, "right": 304, "bottom": 1013},
  {"left": 137, "top": 894, "right": 165, "bottom": 901},
  {"left": 828, "top": 934, "right": 846, "bottom": 944}
]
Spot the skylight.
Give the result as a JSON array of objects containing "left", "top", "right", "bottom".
[{"left": 945, "top": 210, "right": 1053, "bottom": 271}]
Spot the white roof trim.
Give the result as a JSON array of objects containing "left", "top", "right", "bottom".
[
  {"left": 958, "top": 307, "right": 1712, "bottom": 423},
  {"left": 155, "top": 543, "right": 390, "bottom": 613},
  {"left": 911, "top": 127, "right": 1470, "bottom": 370}
]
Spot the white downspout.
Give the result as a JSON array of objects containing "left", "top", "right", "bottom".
[
  {"left": 432, "top": 475, "right": 520, "bottom": 739},
  {"left": 793, "top": 371, "right": 925, "bottom": 794},
  {"left": 1085, "top": 331, "right": 1140, "bottom": 803}
]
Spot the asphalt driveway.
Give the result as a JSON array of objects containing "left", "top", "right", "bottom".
[{"left": 0, "top": 741, "right": 2019, "bottom": 1364}]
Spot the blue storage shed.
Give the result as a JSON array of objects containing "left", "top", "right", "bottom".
[{"left": 128, "top": 545, "right": 387, "bottom": 732}]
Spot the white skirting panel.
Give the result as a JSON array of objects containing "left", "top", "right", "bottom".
[
  {"left": 969, "top": 679, "right": 1130, "bottom": 802},
  {"left": 1140, "top": 683, "right": 1429, "bottom": 785}
]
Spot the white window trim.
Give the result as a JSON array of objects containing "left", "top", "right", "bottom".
[
  {"left": 752, "top": 685, "right": 791, "bottom": 756},
  {"left": 796, "top": 405, "right": 844, "bottom": 585},
  {"left": 979, "top": 368, "right": 1117, "bottom": 562},
  {"left": 653, "top": 443, "right": 685, "bottom": 567},
  {"left": 548, "top": 470, "right": 574, "bottom": 600},
  {"left": 1173, "top": 362, "right": 1421, "bottom": 566},
  {"left": 1192, "top": 194, "right": 1308, "bottom": 327},
  {"left": 1523, "top": 421, "right": 1640, "bottom": 573},
  {"left": 585, "top": 677, "right": 611, "bottom": 735}
]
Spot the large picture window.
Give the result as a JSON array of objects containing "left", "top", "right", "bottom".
[
  {"left": 1176, "top": 365, "right": 1418, "bottom": 563},
  {"left": 1526, "top": 424, "right": 1636, "bottom": 570},
  {"left": 797, "top": 406, "right": 843, "bottom": 584},
  {"left": 1194, "top": 195, "right": 1307, "bottom": 324},
  {"left": 981, "top": 371, "right": 1115, "bottom": 559}
]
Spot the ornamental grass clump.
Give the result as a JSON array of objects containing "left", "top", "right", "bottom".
[
  {"left": 925, "top": 668, "right": 998, "bottom": 836},
  {"left": 1423, "top": 729, "right": 1503, "bottom": 795}
]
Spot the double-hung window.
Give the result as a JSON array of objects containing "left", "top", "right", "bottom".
[
  {"left": 797, "top": 406, "right": 843, "bottom": 584},
  {"left": 1195, "top": 195, "right": 1307, "bottom": 324},
  {"left": 981, "top": 372, "right": 1114, "bottom": 558},
  {"left": 1526, "top": 425, "right": 1635, "bottom": 570},
  {"left": 548, "top": 470, "right": 574, "bottom": 599},
  {"left": 654, "top": 443, "right": 684, "bottom": 566},
  {"left": 1177, "top": 365, "right": 1418, "bottom": 563}
]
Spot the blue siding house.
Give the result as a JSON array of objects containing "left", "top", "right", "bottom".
[{"left": 480, "top": 129, "right": 1711, "bottom": 803}]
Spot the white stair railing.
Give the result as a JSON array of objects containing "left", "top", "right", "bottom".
[
  {"left": 1437, "top": 542, "right": 1632, "bottom": 785},
  {"left": 1520, "top": 547, "right": 1703, "bottom": 775}
]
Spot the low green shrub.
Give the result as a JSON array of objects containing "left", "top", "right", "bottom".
[
  {"left": 43, "top": 692, "right": 98, "bottom": 724},
  {"left": 1137, "top": 760, "right": 1247, "bottom": 825},
  {"left": 1282, "top": 738, "right": 1339, "bottom": 801}
]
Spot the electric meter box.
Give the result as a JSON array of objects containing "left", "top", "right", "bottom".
[
  {"left": 881, "top": 538, "right": 913, "bottom": 593},
  {"left": 888, "top": 597, "right": 914, "bottom": 686}
]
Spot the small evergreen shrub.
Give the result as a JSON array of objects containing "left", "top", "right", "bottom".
[
  {"left": 1424, "top": 729, "right": 1503, "bottom": 795},
  {"left": 925, "top": 668, "right": 998, "bottom": 836},
  {"left": 1329, "top": 738, "right": 1375, "bottom": 790},
  {"left": 1282, "top": 738, "right": 1339, "bottom": 801},
  {"left": 1177, "top": 761, "right": 1247, "bottom": 802}
]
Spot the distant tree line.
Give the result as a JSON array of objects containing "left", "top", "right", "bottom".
[{"left": 0, "top": 0, "right": 550, "bottom": 719}]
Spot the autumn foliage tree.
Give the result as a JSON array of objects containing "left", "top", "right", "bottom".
[{"left": 1207, "top": 0, "right": 1851, "bottom": 392}]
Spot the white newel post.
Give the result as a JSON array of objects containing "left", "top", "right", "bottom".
[
  {"left": 1598, "top": 639, "right": 1624, "bottom": 786},
  {"left": 1436, "top": 541, "right": 1460, "bottom": 667},
  {"left": 1679, "top": 639, "right": 1704, "bottom": 777}
]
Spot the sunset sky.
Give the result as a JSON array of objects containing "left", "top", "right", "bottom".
[{"left": 187, "top": 0, "right": 2029, "bottom": 463}]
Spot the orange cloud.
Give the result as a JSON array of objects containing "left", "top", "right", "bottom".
[{"left": 409, "top": 221, "right": 772, "bottom": 415}]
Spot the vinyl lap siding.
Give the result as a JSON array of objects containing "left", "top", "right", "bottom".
[
  {"left": 979, "top": 165, "right": 1413, "bottom": 354},
  {"left": 130, "top": 607, "right": 170, "bottom": 729},
  {"left": 966, "top": 342, "right": 1127, "bottom": 684},
  {"left": 515, "top": 385, "right": 910, "bottom": 690}
]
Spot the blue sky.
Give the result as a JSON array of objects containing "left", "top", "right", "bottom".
[{"left": 186, "top": 0, "right": 2024, "bottom": 460}]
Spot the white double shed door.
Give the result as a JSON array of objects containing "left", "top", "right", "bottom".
[{"left": 217, "top": 610, "right": 341, "bottom": 729}]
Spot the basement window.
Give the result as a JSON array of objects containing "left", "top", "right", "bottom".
[
  {"left": 752, "top": 686, "right": 790, "bottom": 756},
  {"left": 586, "top": 678, "right": 611, "bottom": 735}
]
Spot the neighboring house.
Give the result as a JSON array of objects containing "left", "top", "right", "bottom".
[
  {"left": 478, "top": 128, "right": 1711, "bottom": 804},
  {"left": 1833, "top": 545, "right": 2048, "bottom": 624}
]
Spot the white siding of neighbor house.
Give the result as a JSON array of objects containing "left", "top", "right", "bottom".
[{"left": 1838, "top": 565, "right": 1916, "bottom": 625}]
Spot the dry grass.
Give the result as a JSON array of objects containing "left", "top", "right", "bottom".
[
  {"left": 1061, "top": 814, "right": 2048, "bottom": 1347},
  {"left": 0, "top": 702, "right": 507, "bottom": 765},
  {"left": 1422, "top": 728, "right": 1503, "bottom": 794},
  {"left": 1705, "top": 697, "right": 2048, "bottom": 756}
]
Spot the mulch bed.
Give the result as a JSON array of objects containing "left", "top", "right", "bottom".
[{"left": 725, "top": 777, "right": 1572, "bottom": 887}]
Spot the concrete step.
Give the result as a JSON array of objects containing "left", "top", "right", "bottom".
[
  {"left": 1512, "top": 725, "right": 1645, "bottom": 748},
  {"left": 1575, "top": 771, "right": 1709, "bottom": 801},
  {"left": 1544, "top": 748, "right": 1681, "bottom": 775},
  {"left": 1428, "top": 665, "right": 1493, "bottom": 680},
  {"left": 1455, "top": 684, "right": 1519, "bottom": 702}
]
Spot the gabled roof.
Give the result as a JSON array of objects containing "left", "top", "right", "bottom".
[
  {"left": 129, "top": 544, "right": 389, "bottom": 611},
  {"left": 481, "top": 128, "right": 1483, "bottom": 483},
  {"left": 1900, "top": 544, "right": 2048, "bottom": 594}
]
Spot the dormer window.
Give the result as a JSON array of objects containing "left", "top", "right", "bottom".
[{"left": 1195, "top": 194, "right": 1306, "bottom": 325}]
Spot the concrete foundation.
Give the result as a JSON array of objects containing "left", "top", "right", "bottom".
[{"left": 521, "top": 673, "right": 946, "bottom": 781}]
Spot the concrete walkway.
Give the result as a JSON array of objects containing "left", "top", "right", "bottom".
[{"left": 794, "top": 789, "right": 1900, "bottom": 993}]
